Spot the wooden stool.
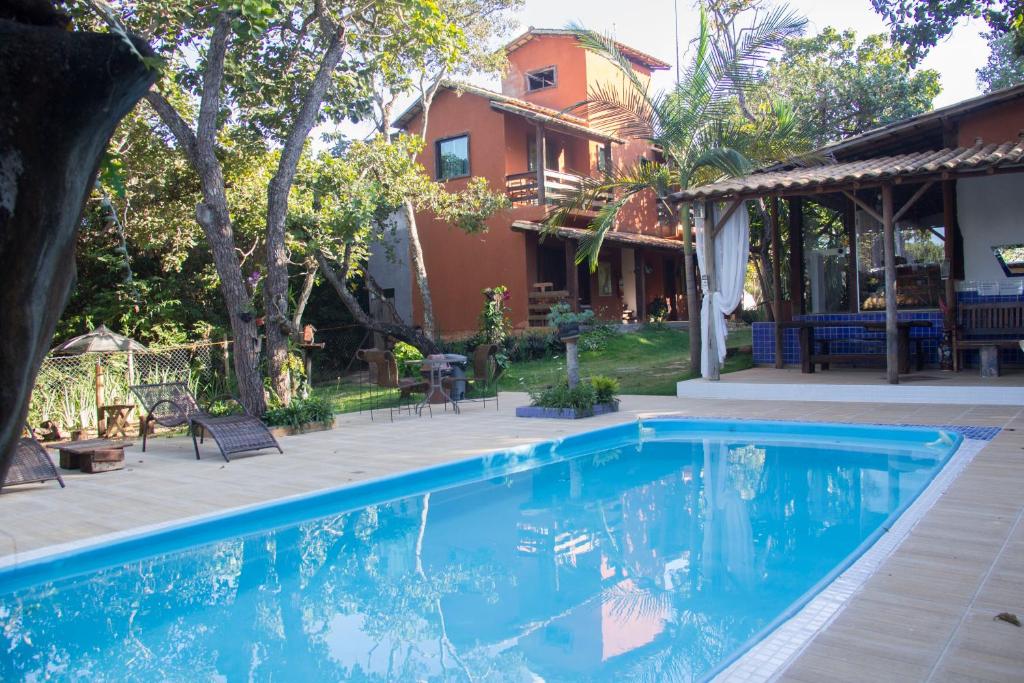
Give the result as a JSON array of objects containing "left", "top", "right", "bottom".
[
  {"left": 57, "top": 439, "right": 133, "bottom": 473},
  {"left": 99, "top": 404, "right": 135, "bottom": 438}
]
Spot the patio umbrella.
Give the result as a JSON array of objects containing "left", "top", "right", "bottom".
[{"left": 52, "top": 325, "right": 148, "bottom": 431}]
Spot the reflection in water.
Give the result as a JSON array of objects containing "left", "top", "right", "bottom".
[{"left": 0, "top": 437, "right": 943, "bottom": 682}]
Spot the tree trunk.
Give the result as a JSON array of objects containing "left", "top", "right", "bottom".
[
  {"left": 315, "top": 249, "right": 440, "bottom": 354},
  {"left": 0, "top": 14, "right": 156, "bottom": 482},
  {"left": 143, "top": 14, "right": 266, "bottom": 416},
  {"left": 680, "top": 204, "right": 701, "bottom": 372},
  {"left": 403, "top": 198, "right": 437, "bottom": 338},
  {"left": 263, "top": 30, "right": 346, "bottom": 405}
]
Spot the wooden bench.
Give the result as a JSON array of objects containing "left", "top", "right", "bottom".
[
  {"left": 55, "top": 439, "right": 133, "bottom": 473},
  {"left": 953, "top": 302, "right": 1024, "bottom": 376},
  {"left": 782, "top": 320, "right": 932, "bottom": 374}
]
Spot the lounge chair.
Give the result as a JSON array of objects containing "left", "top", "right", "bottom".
[
  {"left": 2, "top": 437, "right": 65, "bottom": 491},
  {"left": 130, "top": 382, "right": 282, "bottom": 462},
  {"left": 356, "top": 349, "right": 429, "bottom": 420}
]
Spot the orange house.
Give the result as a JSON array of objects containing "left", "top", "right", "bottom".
[{"left": 379, "top": 29, "right": 689, "bottom": 337}]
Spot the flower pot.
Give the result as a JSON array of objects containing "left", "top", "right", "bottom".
[{"left": 557, "top": 322, "right": 580, "bottom": 340}]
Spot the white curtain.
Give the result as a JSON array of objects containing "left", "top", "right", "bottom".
[{"left": 695, "top": 202, "right": 750, "bottom": 378}]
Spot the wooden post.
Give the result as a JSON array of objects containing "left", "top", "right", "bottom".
[
  {"left": 843, "top": 197, "right": 858, "bottom": 313},
  {"left": 535, "top": 123, "right": 546, "bottom": 205},
  {"left": 702, "top": 200, "right": 720, "bottom": 380},
  {"left": 680, "top": 203, "right": 701, "bottom": 370},
  {"left": 222, "top": 337, "right": 231, "bottom": 384},
  {"left": 565, "top": 238, "right": 579, "bottom": 312},
  {"left": 635, "top": 248, "right": 647, "bottom": 322},
  {"left": 882, "top": 184, "right": 899, "bottom": 384},
  {"left": 94, "top": 359, "right": 104, "bottom": 435},
  {"left": 788, "top": 197, "right": 805, "bottom": 316},
  {"left": 942, "top": 180, "right": 960, "bottom": 333},
  {"left": 770, "top": 196, "right": 784, "bottom": 368}
]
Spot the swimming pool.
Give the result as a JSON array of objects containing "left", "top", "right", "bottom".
[{"left": 0, "top": 418, "right": 962, "bottom": 682}]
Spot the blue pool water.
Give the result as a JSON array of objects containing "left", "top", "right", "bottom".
[{"left": 0, "top": 419, "right": 961, "bottom": 682}]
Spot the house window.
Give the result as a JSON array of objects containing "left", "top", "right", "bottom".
[
  {"left": 596, "top": 144, "right": 612, "bottom": 173},
  {"left": 597, "top": 261, "right": 613, "bottom": 296},
  {"left": 526, "top": 66, "right": 557, "bottom": 92},
  {"left": 527, "top": 135, "right": 561, "bottom": 172},
  {"left": 436, "top": 135, "right": 470, "bottom": 180}
]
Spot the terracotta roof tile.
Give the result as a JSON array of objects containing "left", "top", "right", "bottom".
[{"left": 673, "top": 141, "right": 1024, "bottom": 202}]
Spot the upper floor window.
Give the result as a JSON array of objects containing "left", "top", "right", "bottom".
[
  {"left": 526, "top": 66, "right": 557, "bottom": 92},
  {"left": 436, "top": 135, "right": 470, "bottom": 181}
]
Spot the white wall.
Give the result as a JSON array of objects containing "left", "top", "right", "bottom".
[
  {"left": 621, "top": 248, "right": 637, "bottom": 313},
  {"left": 366, "top": 210, "right": 413, "bottom": 325},
  {"left": 957, "top": 174, "right": 1024, "bottom": 282}
]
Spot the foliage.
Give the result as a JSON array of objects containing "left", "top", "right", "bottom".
[
  {"left": 757, "top": 28, "right": 941, "bottom": 146},
  {"left": 392, "top": 342, "right": 423, "bottom": 377},
  {"left": 528, "top": 381, "right": 597, "bottom": 412},
  {"left": 501, "top": 326, "right": 754, "bottom": 396},
  {"left": 478, "top": 285, "right": 513, "bottom": 345},
  {"left": 549, "top": 3, "right": 808, "bottom": 268},
  {"left": 590, "top": 375, "right": 621, "bottom": 404},
  {"left": 503, "top": 332, "right": 559, "bottom": 363},
  {"left": 545, "top": 302, "right": 596, "bottom": 328},
  {"left": 647, "top": 298, "right": 670, "bottom": 323},
  {"left": 871, "top": 0, "right": 1024, "bottom": 66},
  {"left": 977, "top": 30, "right": 1024, "bottom": 90},
  {"left": 579, "top": 321, "right": 618, "bottom": 351},
  {"left": 263, "top": 396, "right": 334, "bottom": 428}
]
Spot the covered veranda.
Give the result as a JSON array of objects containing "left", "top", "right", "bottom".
[{"left": 672, "top": 141, "right": 1024, "bottom": 385}]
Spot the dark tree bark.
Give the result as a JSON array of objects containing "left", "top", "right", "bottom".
[
  {"left": 263, "top": 28, "right": 346, "bottom": 405},
  {"left": 0, "top": 10, "right": 156, "bottom": 481},
  {"left": 144, "top": 13, "right": 267, "bottom": 417}
]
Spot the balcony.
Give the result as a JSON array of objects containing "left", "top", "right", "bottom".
[{"left": 506, "top": 168, "right": 613, "bottom": 211}]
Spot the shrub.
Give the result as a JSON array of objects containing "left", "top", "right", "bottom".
[
  {"left": 529, "top": 381, "right": 597, "bottom": 412},
  {"left": 579, "top": 321, "right": 617, "bottom": 351},
  {"left": 546, "top": 302, "right": 595, "bottom": 329},
  {"left": 647, "top": 298, "right": 669, "bottom": 323},
  {"left": 504, "top": 332, "right": 558, "bottom": 363},
  {"left": 590, "top": 375, "right": 620, "bottom": 404},
  {"left": 392, "top": 342, "right": 423, "bottom": 377},
  {"left": 479, "top": 285, "right": 512, "bottom": 345},
  {"left": 263, "top": 396, "right": 334, "bottom": 428}
]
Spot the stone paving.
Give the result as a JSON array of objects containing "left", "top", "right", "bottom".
[{"left": 2, "top": 392, "right": 1022, "bottom": 681}]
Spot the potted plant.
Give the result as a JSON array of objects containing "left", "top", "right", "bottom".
[
  {"left": 263, "top": 396, "right": 336, "bottom": 436},
  {"left": 516, "top": 375, "right": 620, "bottom": 419},
  {"left": 546, "top": 302, "right": 594, "bottom": 339}
]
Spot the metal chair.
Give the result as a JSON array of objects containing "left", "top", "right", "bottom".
[{"left": 131, "top": 382, "right": 282, "bottom": 462}]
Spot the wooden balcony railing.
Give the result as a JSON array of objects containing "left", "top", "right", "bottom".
[{"left": 506, "top": 168, "right": 613, "bottom": 210}]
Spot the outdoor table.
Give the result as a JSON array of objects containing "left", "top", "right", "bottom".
[
  {"left": 99, "top": 403, "right": 135, "bottom": 438},
  {"left": 53, "top": 439, "right": 133, "bottom": 473},
  {"left": 405, "top": 354, "right": 466, "bottom": 415},
  {"left": 779, "top": 320, "right": 933, "bottom": 374}
]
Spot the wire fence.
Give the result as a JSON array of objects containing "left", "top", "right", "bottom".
[{"left": 28, "top": 341, "right": 228, "bottom": 431}]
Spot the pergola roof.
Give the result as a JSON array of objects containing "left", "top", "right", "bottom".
[
  {"left": 671, "top": 140, "right": 1024, "bottom": 203},
  {"left": 511, "top": 220, "right": 685, "bottom": 252}
]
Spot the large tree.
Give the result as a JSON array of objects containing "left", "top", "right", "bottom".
[
  {"left": 79, "top": 1, "right": 464, "bottom": 411},
  {"left": 977, "top": 29, "right": 1024, "bottom": 89},
  {"left": 871, "top": 0, "right": 1024, "bottom": 65},
  {"left": 0, "top": 1, "right": 155, "bottom": 482},
  {"left": 758, "top": 28, "right": 941, "bottom": 147}
]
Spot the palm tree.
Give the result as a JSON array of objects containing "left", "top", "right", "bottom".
[{"left": 547, "top": 3, "right": 808, "bottom": 371}]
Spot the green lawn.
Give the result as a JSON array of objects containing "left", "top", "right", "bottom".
[
  {"left": 312, "top": 326, "right": 753, "bottom": 414},
  {"left": 498, "top": 326, "right": 753, "bottom": 396}
]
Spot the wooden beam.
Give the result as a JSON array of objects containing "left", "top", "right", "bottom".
[
  {"left": 565, "top": 238, "right": 579, "bottom": 312},
  {"left": 882, "top": 184, "right": 899, "bottom": 384},
  {"left": 842, "top": 190, "right": 882, "bottom": 224},
  {"left": 770, "top": 196, "right": 784, "bottom": 368},
  {"left": 635, "top": 248, "right": 646, "bottom": 322},
  {"left": 711, "top": 198, "right": 743, "bottom": 239},
  {"left": 788, "top": 197, "right": 805, "bottom": 316},
  {"left": 702, "top": 200, "right": 720, "bottom": 380},
  {"left": 535, "top": 123, "right": 546, "bottom": 205},
  {"left": 893, "top": 181, "right": 935, "bottom": 223},
  {"left": 942, "top": 179, "right": 959, "bottom": 338},
  {"left": 843, "top": 197, "right": 858, "bottom": 313}
]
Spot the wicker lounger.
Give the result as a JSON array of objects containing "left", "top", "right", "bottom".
[
  {"left": 2, "top": 438, "right": 66, "bottom": 491},
  {"left": 131, "top": 382, "right": 282, "bottom": 462}
]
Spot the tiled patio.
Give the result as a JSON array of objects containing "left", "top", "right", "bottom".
[{"left": 2, "top": 392, "right": 1022, "bottom": 681}]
